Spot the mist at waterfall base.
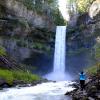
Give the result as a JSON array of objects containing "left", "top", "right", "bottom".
[{"left": 44, "top": 26, "right": 72, "bottom": 81}]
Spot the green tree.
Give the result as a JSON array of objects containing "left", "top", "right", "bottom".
[{"left": 76, "top": 0, "right": 94, "bottom": 13}]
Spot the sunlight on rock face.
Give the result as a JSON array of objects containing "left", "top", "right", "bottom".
[
  {"left": 58, "top": 0, "right": 70, "bottom": 22},
  {"left": 96, "top": 36, "right": 100, "bottom": 43},
  {"left": 89, "top": 0, "right": 100, "bottom": 18}
]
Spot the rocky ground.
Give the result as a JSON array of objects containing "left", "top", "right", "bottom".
[{"left": 65, "top": 73, "right": 100, "bottom": 100}]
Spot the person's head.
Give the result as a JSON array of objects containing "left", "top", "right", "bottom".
[{"left": 81, "top": 71, "right": 84, "bottom": 74}]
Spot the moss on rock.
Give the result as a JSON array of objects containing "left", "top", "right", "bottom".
[{"left": 0, "top": 45, "right": 6, "bottom": 56}]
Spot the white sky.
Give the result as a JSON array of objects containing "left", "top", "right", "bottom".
[{"left": 58, "top": 0, "right": 70, "bottom": 22}]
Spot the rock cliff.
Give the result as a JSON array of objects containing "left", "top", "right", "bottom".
[
  {"left": 0, "top": 0, "right": 58, "bottom": 71},
  {"left": 66, "top": 0, "right": 100, "bottom": 55}
]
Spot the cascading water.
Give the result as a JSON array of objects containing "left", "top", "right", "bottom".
[
  {"left": 54, "top": 26, "right": 66, "bottom": 72},
  {"left": 44, "top": 26, "right": 71, "bottom": 81}
]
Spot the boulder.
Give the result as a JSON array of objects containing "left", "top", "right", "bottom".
[
  {"left": 87, "top": 86, "right": 97, "bottom": 97},
  {"left": 0, "top": 78, "right": 12, "bottom": 88}
]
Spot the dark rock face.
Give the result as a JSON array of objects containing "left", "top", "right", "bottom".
[
  {"left": 0, "top": 0, "right": 55, "bottom": 71},
  {"left": 0, "top": 78, "right": 6, "bottom": 86},
  {"left": 66, "top": 0, "right": 100, "bottom": 56},
  {"left": 66, "top": 18, "right": 95, "bottom": 56},
  {"left": 0, "top": 34, "right": 54, "bottom": 74},
  {"left": 0, "top": 0, "right": 55, "bottom": 32},
  {"left": 23, "top": 52, "right": 53, "bottom": 75}
]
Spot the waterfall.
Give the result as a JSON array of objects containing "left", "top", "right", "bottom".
[
  {"left": 53, "top": 26, "right": 66, "bottom": 72},
  {"left": 44, "top": 26, "right": 71, "bottom": 81}
]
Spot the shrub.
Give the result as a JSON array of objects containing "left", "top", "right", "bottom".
[
  {"left": 13, "top": 70, "right": 40, "bottom": 82},
  {"left": 0, "top": 69, "right": 13, "bottom": 85},
  {"left": 94, "top": 43, "right": 100, "bottom": 60},
  {"left": 0, "top": 69, "right": 40, "bottom": 84},
  {"left": 86, "top": 65, "right": 98, "bottom": 75},
  {"left": 0, "top": 45, "right": 6, "bottom": 56},
  {"left": 76, "top": 0, "right": 94, "bottom": 14}
]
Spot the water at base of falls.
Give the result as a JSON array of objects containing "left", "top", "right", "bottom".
[
  {"left": 44, "top": 71, "right": 72, "bottom": 81},
  {"left": 0, "top": 81, "right": 75, "bottom": 100}
]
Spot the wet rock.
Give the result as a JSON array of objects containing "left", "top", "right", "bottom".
[
  {"left": 73, "top": 96, "right": 89, "bottom": 100},
  {"left": 0, "top": 78, "right": 6, "bottom": 86},
  {"left": 0, "top": 87, "right": 3, "bottom": 90},
  {"left": 0, "top": 78, "right": 12, "bottom": 88},
  {"left": 87, "top": 86, "right": 97, "bottom": 97},
  {"left": 72, "top": 83, "right": 79, "bottom": 89},
  {"left": 88, "top": 97, "right": 95, "bottom": 100},
  {"left": 65, "top": 88, "right": 78, "bottom": 95},
  {"left": 32, "top": 81, "right": 42, "bottom": 86},
  {"left": 13, "top": 80, "right": 26, "bottom": 86},
  {"left": 72, "top": 90, "right": 88, "bottom": 100},
  {"left": 16, "top": 84, "right": 31, "bottom": 88},
  {"left": 95, "top": 93, "right": 100, "bottom": 99},
  {"left": 31, "top": 78, "right": 49, "bottom": 86},
  {"left": 0, "top": 78, "right": 11, "bottom": 88}
]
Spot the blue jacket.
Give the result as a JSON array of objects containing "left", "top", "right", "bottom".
[{"left": 80, "top": 73, "right": 86, "bottom": 80}]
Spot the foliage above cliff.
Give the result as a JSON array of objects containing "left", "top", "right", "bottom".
[
  {"left": 76, "top": 0, "right": 94, "bottom": 13},
  {"left": 16, "top": 0, "right": 65, "bottom": 25},
  {"left": 16, "top": 0, "right": 56, "bottom": 11}
]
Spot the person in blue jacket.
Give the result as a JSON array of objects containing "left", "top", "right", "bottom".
[{"left": 79, "top": 71, "right": 86, "bottom": 90}]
